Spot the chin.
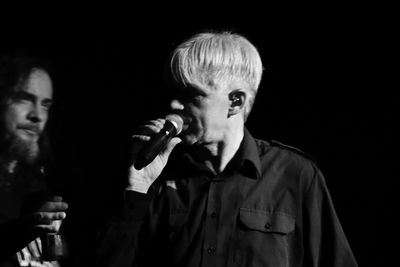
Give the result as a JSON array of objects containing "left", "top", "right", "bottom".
[
  {"left": 18, "top": 131, "right": 40, "bottom": 143},
  {"left": 9, "top": 135, "right": 40, "bottom": 165}
]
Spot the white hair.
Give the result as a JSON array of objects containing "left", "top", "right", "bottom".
[{"left": 169, "top": 31, "right": 264, "bottom": 119}]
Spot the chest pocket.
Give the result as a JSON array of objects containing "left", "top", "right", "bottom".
[
  {"left": 234, "top": 209, "right": 296, "bottom": 266},
  {"left": 238, "top": 208, "right": 295, "bottom": 234}
]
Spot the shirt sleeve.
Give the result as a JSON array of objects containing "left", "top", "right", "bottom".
[
  {"left": 302, "top": 166, "right": 358, "bottom": 267},
  {"left": 0, "top": 218, "right": 39, "bottom": 262},
  {"left": 93, "top": 190, "right": 153, "bottom": 267}
]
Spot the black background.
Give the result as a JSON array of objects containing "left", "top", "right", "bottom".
[{"left": 1, "top": 6, "right": 396, "bottom": 266}]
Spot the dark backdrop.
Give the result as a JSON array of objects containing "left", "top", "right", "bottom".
[{"left": 1, "top": 8, "right": 396, "bottom": 266}]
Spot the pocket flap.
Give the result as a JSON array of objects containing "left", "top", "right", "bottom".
[{"left": 239, "top": 208, "right": 295, "bottom": 234}]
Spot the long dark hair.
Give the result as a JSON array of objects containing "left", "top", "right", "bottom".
[{"left": 0, "top": 50, "right": 54, "bottom": 180}]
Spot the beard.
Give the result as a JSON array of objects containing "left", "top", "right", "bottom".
[{"left": 7, "top": 134, "right": 41, "bottom": 165}]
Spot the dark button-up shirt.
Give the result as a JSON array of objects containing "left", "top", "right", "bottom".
[{"left": 95, "top": 128, "right": 358, "bottom": 267}]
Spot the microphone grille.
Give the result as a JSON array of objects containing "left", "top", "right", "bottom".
[{"left": 165, "top": 114, "right": 184, "bottom": 134}]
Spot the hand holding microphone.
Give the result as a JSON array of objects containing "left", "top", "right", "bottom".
[
  {"left": 134, "top": 114, "right": 184, "bottom": 170},
  {"left": 127, "top": 114, "right": 184, "bottom": 193}
]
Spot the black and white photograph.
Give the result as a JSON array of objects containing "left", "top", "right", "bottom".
[{"left": 0, "top": 6, "right": 395, "bottom": 267}]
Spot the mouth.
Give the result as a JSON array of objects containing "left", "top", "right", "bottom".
[
  {"left": 182, "top": 120, "right": 194, "bottom": 133},
  {"left": 18, "top": 126, "right": 41, "bottom": 137},
  {"left": 180, "top": 116, "right": 193, "bottom": 130}
]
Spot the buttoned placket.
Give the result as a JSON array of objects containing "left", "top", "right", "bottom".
[{"left": 201, "top": 177, "right": 221, "bottom": 267}]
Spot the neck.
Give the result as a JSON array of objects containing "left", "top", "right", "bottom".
[{"left": 196, "top": 123, "right": 244, "bottom": 174}]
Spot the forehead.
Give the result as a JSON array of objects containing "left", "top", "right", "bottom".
[
  {"left": 174, "top": 77, "right": 247, "bottom": 95},
  {"left": 21, "top": 69, "right": 53, "bottom": 99},
  {"left": 169, "top": 82, "right": 220, "bottom": 99}
]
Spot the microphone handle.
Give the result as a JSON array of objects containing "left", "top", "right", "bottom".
[{"left": 134, "top": 120, "right": 177, "bottom": 170}]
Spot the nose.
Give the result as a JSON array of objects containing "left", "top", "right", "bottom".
[
  {"left": 27, "top": 104, "right": 46, "bottom": 123},
  {"left": 170, "top": 99, "right": 184, "bottom": 111}
]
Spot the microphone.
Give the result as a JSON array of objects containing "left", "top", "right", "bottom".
[{"left": 134, "top": 114, "right": 184, "bottom": 170}]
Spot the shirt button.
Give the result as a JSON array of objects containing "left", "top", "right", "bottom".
[
  {"left": 211, "top": 212, "right": 217, "bottom": 218},
  {"left": 207, "top": 247, "right": 216, "bottom": 254},
  {"left": 265, "top": 223, "right": 272, "bottom": 230}
]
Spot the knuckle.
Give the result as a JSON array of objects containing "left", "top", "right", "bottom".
[
  {"left": 58, "top": 211, "right": 66, "bottom": 219},
  {"left": 48, "top": 225, "right": 58, "bottom": 233},
  {"left": 132, "top": 135, "right": 150, "bottom": 141}
]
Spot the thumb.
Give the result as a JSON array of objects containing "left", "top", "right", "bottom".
[{"left": 162, "top": 137, "right": 182, "bottom": 157}]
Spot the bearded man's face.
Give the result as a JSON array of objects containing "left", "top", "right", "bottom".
[{"left": 1, "top": 69, "right": 53, "bottom": 164}]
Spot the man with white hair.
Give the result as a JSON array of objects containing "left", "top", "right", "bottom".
[{"left": 96, "top": 31, "right": 357, "bottom": 267}]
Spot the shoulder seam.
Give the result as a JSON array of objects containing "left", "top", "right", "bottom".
[
  {"left": 269, "top": 139, "right": 317, "bottom": 163},
  {"left": 253, "top": 138, "right": 272, "bottom": 157}
]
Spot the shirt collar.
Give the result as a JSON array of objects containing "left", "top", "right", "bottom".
[
  {"left": 233, "top": 127, "right": 262, "bottom": 179},
  {"left": 170, "top": 127, "right": 262, "bottom": 179}
]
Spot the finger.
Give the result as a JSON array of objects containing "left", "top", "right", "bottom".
[
  {"left": 132, "top": 122, "right": 164, "bottom": 147},
  {"left": 162, "top": 137, "right": 182, "bottom": 158},
  {"left": 48, "top": 195, "right": 63, "bottom": 202},
  {"left": 28, "top": 212, "right": 66, "bottom": 230},
  {"left": 151, "top": 118, "right": 165, "bottom": 129},
  {"left": 39, "top": 201, "right": 68, "bottom": 212},
  {"left": 137, "top": 122, "right": 164, "bottom": 136},
  {"left": 130, "top": 119, "right": 166, "bottom": 162},
  {"left": 33, "top": 223, "right": 61, "bottom": 233},
  {"left": 131, "top": 135, "right": 151, "bottom": 142},
  {"left": 36, "top": 211, "right": 67, "bottom": 222}
]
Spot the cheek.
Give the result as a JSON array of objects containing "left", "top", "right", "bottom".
[
  {"left": 4, "top": 109, "right": 20, "bottom": 129},
  {"left": 192, "top": 106, "right": 219, "bottom": 125},
  {"left": 41, "top": 112, "right": 49, "bottom": 124}
]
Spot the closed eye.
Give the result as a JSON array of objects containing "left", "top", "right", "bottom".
[
  {"left": 169, "top": 85, "right": 207, "bottom": 104},
  {"left": 41, "top": 99, "right": 53, "bottom": 110},
  {"left": 12, "top": 91, "right": 35, "bottom": 103},
  {"left": 183, "top": 92, "right": 203, "bottom": 101}
]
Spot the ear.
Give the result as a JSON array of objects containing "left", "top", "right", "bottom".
[{"left": 228, "top": 90, "right": 246, "bottom": 117}]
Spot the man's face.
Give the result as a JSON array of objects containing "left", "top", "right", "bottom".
[
  {"left": 2, "top": 69, "right": 53, "bottom": 163},
  {"left": 169, "top": 79, "right": 233, "bottom": 145}
]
